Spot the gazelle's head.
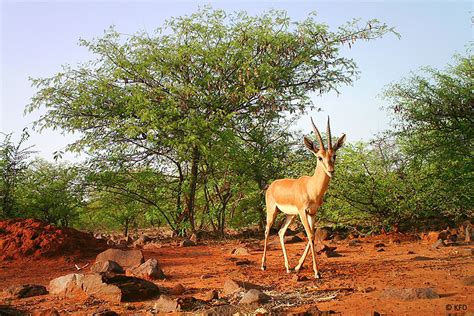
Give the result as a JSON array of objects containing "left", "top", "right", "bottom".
[{"left": 303, "top": 117, "right": 346, "bottom": 178}]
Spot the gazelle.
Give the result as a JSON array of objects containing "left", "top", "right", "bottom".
[{"left": 261, "top": 117, "right": 346, "bottom": 279}]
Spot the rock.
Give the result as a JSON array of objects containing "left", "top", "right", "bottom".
[
  {"left": 126, "top": 258, "right": 165, "bottom": 280},
  {"left": 95, "top": 249, "right": 144, "bottom": 268},
  {"left": 292, "top": 275, "right": 309, "bottom": 282},
  {"left": 5, "top": 284, "right": 48, "bottom": 298},
  {"left": 315, "top": 228, "right": 330, "bottom": 242},
  {"left": 169, "top": 283, "right": 185, "bottom": 295},
  {"left": 458, "top": 248, "right": 474, "bottom": 256},
  {"left": 235, "top": 259, "right": 252, "bottom": 266},
  {"left": 407, "top": 251, "right": 415, "bottom": 254},
  {"left": 377, "top": 248, "right": 385, "bottom": 252},
  {"left": 92, "top": 310, "right": 118, "bottom": 316},
  {"left": 49, "top": 273, "right": 121, "bottom": 302},
  {"left": 189, "top": 233, "right": 198, "bottom": 244},
  {"left": 462, "top": 276, "right": 474, "bottom": 286},
  {"left": 49, "top": 273, "right": 84, "bottom": 298},
  {"left": 380, "top": 288, "right": 439, "bottom": 300},
  {"left": 80, "top": 274, "right": 122, "bottom": 303},
  {"left": 284, "top": 235, "right": 303, "bottom": 244},
  {"left": 154, "top": 295, "right": 181, "bottom": 313},
  {"left": 374, "top": 243, "right": 385, "bottom": 248},
  {"left": 202, "top": 289, "right": 219, "bottom": 301},
  {"left": 255, "top": 307, "right": 269, "bottom": 315},
  {"left": 438, "top": 230, "right": 451, "bottom": 241},
  {"left": 223, "top": 278, "right": 241, "bottom": 296},
  {"left": 231, "top": 247, "right": 250, "bottom": 255},
  {"left": 431, "top": 239, "right": 444, "bottom": 249},
  {"left": 348, "top": 240, "right": 360, "bottom": 247},
  {"left": 332, "top": 233, "right": 343, "bottom": 242},
  {"left": 322, "top": 250, "right": 343, "bottom": 258},
  {"left": 103, "top": 275, "right": 159, "bottom": 302},
  {"left": 133, "top": 235, "right": 151, "bottom": 248},
  {"left": 106, "top": 239, "right": 115, "bottom": 247},
  {"left": 316, "top": 244, "right": 337, "bottom": 254},
  {"left": 295, "top": 232, "right": 308, "bottom": 242},
  {"left": 412, "top": 256, "right": 432, "bottom": 261},
  {"left": 180, "top": 239, "right": 196, "bottom": 247},
  {"left": 142, "top": 243, "right": 161, "bottom": 250},
  {"left": 90, "top": 260, "right": 124, "bottom": 274},
  {"left": 200, "top": 273, "right": 213, "bottom": 279},
  {"left": 239, "top": 289, "right": 270, "bottom": 305},
  {"left": 222, "top": 279, "right": 261, "bottom": 297}
]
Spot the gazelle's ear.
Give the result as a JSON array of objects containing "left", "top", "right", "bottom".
[
  {"left": 333, "top": 134, "right": 346, "bottom": 151},
  {"left": 304, "top": 136, "right": 318, "bottom": 154}
]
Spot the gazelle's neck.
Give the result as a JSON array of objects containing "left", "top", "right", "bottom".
[{"left": 308, "top": 163, "right": 331, "bottom": 197}]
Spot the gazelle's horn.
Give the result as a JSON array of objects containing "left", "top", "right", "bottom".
[
  {"left": 327, "top": 116, "right": 332, "bottom": 150},
  {"left": 311, "top": 118, "right": 325, "bottom": 150}
]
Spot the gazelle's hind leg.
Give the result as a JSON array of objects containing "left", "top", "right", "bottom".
[
  {"left": 279, "top": 214, "right": 296, "bottom": 273},
  {"left": 261, "top": 201, "right": 278, "bottom": 271}
]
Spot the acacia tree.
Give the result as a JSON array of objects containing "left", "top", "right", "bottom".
[
  {"left": 28, "top": 8, "right": 395, "bottom": 232},
  {"left": 384, "top": 55, "right": 473, "bottom": 220}
]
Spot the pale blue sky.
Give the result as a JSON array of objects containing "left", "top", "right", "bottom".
[{"left": 1, "top": 0, "right": 471, "bottom": 161}]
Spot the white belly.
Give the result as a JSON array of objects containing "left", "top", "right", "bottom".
[{"left": 276, "top": 203, "right": 300, "bottom": 215}]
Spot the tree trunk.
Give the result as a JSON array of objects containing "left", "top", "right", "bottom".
[{"left": 185, "top": 146, "right": 200, "bottom": 233}]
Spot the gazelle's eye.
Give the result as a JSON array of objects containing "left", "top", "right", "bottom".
[
  {"left": 318, "top": 157, "right": 323, "bottom": 161},
  {"left": 333, "top": 155, "right": 337, "bottom": 160}
]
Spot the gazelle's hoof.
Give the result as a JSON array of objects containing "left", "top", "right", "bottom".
[
  {"left": 286, "top": 268, "right": 292, "bottom": 274},
  {"left": 261, "top": 265, "right": 266, "bottom": 271},
  {"left": 315, "top": 271, "right": 321, "bottom": 279}
]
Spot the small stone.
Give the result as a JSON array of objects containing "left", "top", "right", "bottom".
[
  {"left": 5, "top": 284, "right": 48, "bottom": 298},
  {"left": 332, "top": 234, "right": 343, "bottom": 242},
  {"left": 412, "top": 256, "right": 432, "bottom": 261},
  {"left": 348, "top": 240, "right": 360, "bottom": 247},
  {"left": 202, "top": 289, "right": 219, "bottom": 301},
  {"left": 92, "top": 309, "right": 118, "bottom": 316},
  {"left": 431, "top": 239, "right": 444, "bottom": 249},
  {"left": 154, "top": 295, "right": 181, "bottom": 312},
  {"left": 190, "top": 233, "right": 198, "bottom": 244},
  {"left": 292, "top": 275, "right": 309, "bottom": 282},
  {"left": 90, "top": 260, "right": 124, "bottom": 274},
  {"left": 143, "top": 243, "right": 162, "bottom": 250},
  {"left": 323, "top": 251, "right": 343, "bottom": 258},
  {"left": 407, "top": 251, "right": 415, "bottom": 254},
  {"left": 461, "top": 276, "right": 474, "bottom": 286},
  {"left": 180, "top": 239, "right": 196, "bottom": 247},
  {"left": 200, "top": 273, "right": 213, "bottom": 279},
  {"left": 284, "top": 235, "right": 303, "bottom": 244},
  {"left": 315, "top": 228, "right": 330, "bottom": 242},
  {"left": 374, "top": 243, "right": 385, "bottom": 248},
  {"left": 239, "top": 289, "right": 270, "bottom": 304},
  {"left": 133, "top": 235, "right": 151, "bottom": 248},
  {"left": 231, "top": 247, "right": 250, "bottom": 255},
  {"left": 169, "top": 283, "right": 185, "bottom": 295},
  {"left": 235, "top": 259, "right": 252, "bottom": 266},
  {"left": 126, "top": 258, "right": 165, "bottom": 280},
  {"left": 377, "top": 248, "right": 385, "bottom": 252},
  {"left": 223, "top": 279, "right": 242, "bottom": 296},
  {"left": 254, "top": 307, "right": 269, "bottom": 315},
  {"left": 380, "top": 288, "right": 439, "bottom": 300}
]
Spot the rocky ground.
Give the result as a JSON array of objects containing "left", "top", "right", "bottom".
[{"left": 0, "top": 221, "right": 473, "bottom": 315}]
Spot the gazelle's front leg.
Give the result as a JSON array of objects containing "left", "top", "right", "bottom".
[
  {"left": 294, "top": 215, "right": 316, "bottom": 273},
  {"left": 298, "top": 211, "right": 320, "bottom": 279},
  {"left": 279, "top": 214, "right": 296, "bottom": 273}
]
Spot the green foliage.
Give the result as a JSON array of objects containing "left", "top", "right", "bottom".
[
  {"left": 17, "top": 159, "right": 84, "bottom": 227},
  {"left": 383, "top": 54, "right": 473, "bottom": 220},
  {"left": 0, "top": 130, "right": 35, "bottom": 218}
]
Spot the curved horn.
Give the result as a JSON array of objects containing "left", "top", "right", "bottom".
[
  {"left": 327, "top": 116, "right": 332, "bottom": 150},
  {"left": 311, "top": 117, "right": 325, "bottom": 150}
]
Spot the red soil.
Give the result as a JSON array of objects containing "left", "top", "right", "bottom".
[{"left": 0, "top": 218, "right": 106, "bottom": 261}]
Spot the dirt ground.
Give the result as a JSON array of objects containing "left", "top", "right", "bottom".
[{"left": 0, "top": 233, "right": 473, "bottom": 315}]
